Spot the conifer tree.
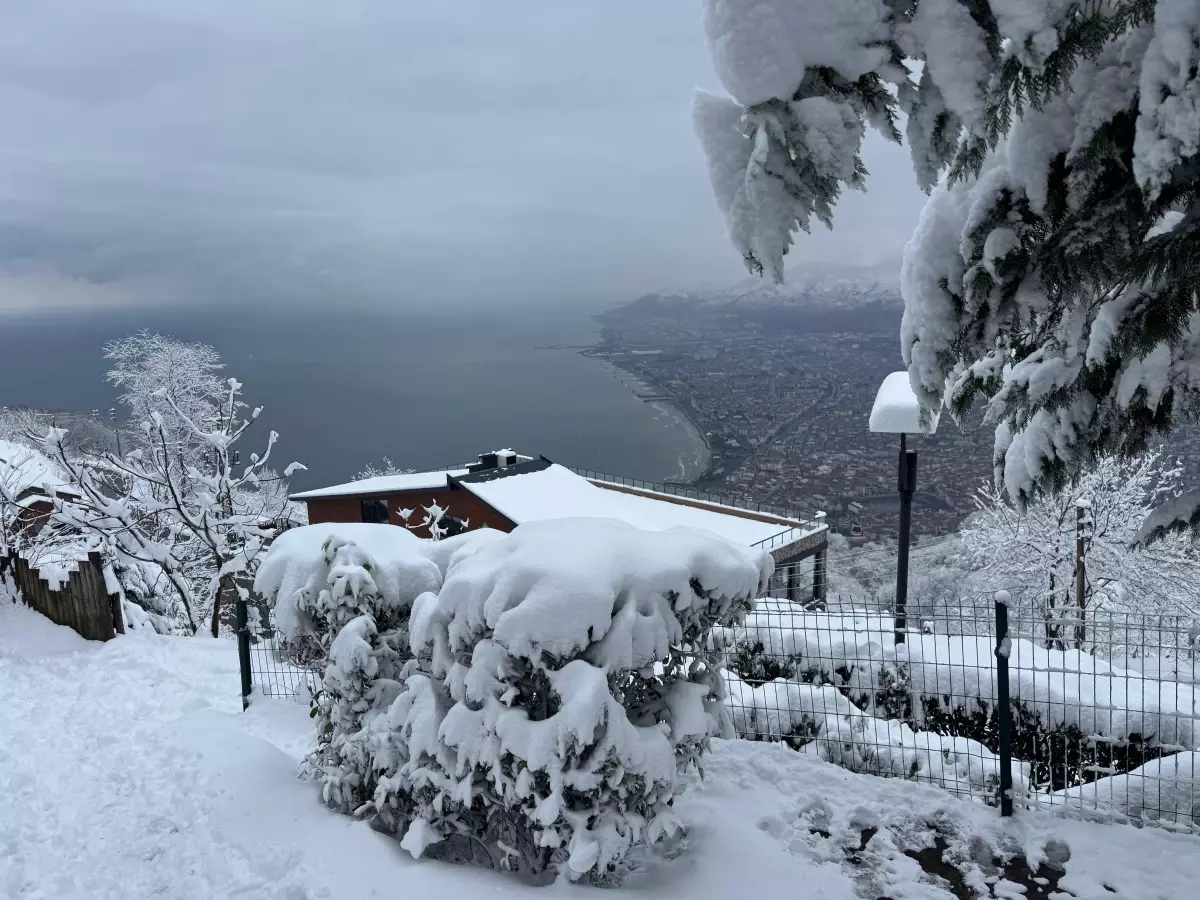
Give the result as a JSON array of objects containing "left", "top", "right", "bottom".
[{"left": 695, "top": 0, "right": 1200, "bottom": 531}]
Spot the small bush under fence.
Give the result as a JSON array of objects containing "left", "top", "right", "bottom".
[{"left": 719, "top": 594, "right": 1200, "bottom": 831}]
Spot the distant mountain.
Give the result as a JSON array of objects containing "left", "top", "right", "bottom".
[{"left": 622, "top": 258, "right": 903, "bottom": 314}]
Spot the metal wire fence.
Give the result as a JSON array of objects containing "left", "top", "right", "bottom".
[
  {"left": 240, "top": 601, "right": 319, "bottom": 704},
  {"left": 566, "top": 465, "right": 808, "bottom": 524},
  {"left": 235, "top": 543, "right": 1200, "bottom": 833},
  {"left": 719, "top": 570, "right": 1200, "bottom": 832}
]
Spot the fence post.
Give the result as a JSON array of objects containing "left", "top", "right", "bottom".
[
  {"left": 236, "top": 594, "right": 253, "bottom": 711},
  {"left": 994, "top": 590, "right": 1014, "bottom": 817}
]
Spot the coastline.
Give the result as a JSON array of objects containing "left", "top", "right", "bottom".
[{"left": 580, "top": 350, "right": 712, "bottom": 485}]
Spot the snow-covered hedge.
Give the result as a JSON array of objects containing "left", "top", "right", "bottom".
[
  {"left": 722, "top": 603, "right": 1200, "bottom": 792},
  {"left": 723, "top": 672, "right": 1024, "bottom": 804},
  {"left": 256, "top": 519, "right": 771, "bottom": 884},
  {"left": 1052, "top": 751, "right": 1200, "bottom": 830}
]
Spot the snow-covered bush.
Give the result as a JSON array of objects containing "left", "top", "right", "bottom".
[
  {"left": 1053, "top": 751, "right": 1200, "bottom": 829},
  {"left": 724, "top": 670, "right": 1023, "bottom": 804},
  {"left": 371, "top": 519, "right": 771, "bottom": 883},
  {"left": 255, "top": 523, "right": 447, "bottom": 813},
  {"left": 255, "top": 523, "right": 442, "bottom": 655}
]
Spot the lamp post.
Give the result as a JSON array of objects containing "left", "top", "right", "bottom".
[{"left": 869, "top": 372, "right": 939, "bottom": 646}]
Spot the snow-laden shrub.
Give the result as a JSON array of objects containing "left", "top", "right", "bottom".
[
  {"left": 372, "top": 519, "right": 771, "bottom": 884},
  {"left": 255, "top": 524, "right": 449, "bottom": 812},
  {"left": 723, "top": 670, "right": 1022, "bottom": 804},
  {"left": 255, "top": 522, "right": 442, "bottom": 668}
]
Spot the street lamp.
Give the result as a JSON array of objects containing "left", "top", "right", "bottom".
[{"left": 869, "top": 372, "right": 939, "bottom": 646}]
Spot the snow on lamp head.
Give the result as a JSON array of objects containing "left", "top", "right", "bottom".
[{"left": 869, "top": 371, "right": 940, "bottom": 435}]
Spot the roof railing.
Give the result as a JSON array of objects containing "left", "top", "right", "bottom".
[{"left": 566, "top": 465, "right": 809, "bottom": 524}]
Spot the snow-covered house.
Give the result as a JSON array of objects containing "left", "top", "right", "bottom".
[
  {"left": 290, "top": 451, "right": 829, "bottom": 600},
  {"left": 0, "top": 439, "right": 80, "bottom": 538}
]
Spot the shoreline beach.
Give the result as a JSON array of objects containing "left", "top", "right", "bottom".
[{"left": 584, "top": 355, "right": 712, "bottom": 484}]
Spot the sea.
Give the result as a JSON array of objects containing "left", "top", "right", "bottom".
[{"left": 0, "top": 303, "right": 709, "bottom": 492}]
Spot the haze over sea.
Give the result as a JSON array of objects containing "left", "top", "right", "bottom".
[{"left": 0, "top": 304, "right": 707, "bottom": 492}]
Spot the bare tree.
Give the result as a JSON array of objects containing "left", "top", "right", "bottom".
[
  {"left": 355, "top": 457, "right": 412, "bottom": 480},
  {"left": 962, "top": 449, "right": 1200, "bottom": 650},
  {"left": 41, "top": 377, "right": 304, "bottom": 636}
]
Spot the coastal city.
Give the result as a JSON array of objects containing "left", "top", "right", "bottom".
[{"left": 589, "top": 292, "right": 1200, "bottom": 542}]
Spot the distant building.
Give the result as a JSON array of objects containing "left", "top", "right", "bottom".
[
  {"left": 291, "top": 450, "right": 830, "bottom": 601},
  {"left": 0, "top": 440, "right": 81, "bottom": 537}
]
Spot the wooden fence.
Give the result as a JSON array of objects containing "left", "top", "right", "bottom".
[{"left": 4, "top": 551, "right": 124, "bottom": 641}]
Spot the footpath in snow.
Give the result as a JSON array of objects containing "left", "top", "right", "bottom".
[{"left": 2, "top": 598, "right": 1199, "bottom": 900}]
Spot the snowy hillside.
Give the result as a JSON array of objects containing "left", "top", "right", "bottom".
[
  {"left": 5, "top": 595, "right": 1200, "bottom": 898},
  {"left": 626, "top": 259, "right": 902, "bottom": 314}
]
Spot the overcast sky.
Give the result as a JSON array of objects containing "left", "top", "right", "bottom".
[{"left": 0, "top": 0, "right": 928, "bottom": 314}]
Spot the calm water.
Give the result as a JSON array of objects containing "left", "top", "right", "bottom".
[{"left": 0, "top": 304, "right": 705, "bottom": 491}]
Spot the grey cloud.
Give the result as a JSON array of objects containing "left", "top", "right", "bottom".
[{"left": 0, "top": 0, "right": 927, "bottom": 313}]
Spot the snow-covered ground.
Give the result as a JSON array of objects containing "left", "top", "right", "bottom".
[{"left": 4, "top": 598, "right": 1200, "bottom": 900}]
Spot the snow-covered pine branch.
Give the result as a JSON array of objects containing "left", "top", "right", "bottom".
[{"left": 695, "top": 1, "right": 1200, "bottom": 525}]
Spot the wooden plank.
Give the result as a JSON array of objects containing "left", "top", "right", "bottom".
[{"left": 6, "top": 551, "right": 119, "bottom": 642}]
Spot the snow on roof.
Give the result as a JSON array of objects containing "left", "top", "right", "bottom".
[
  {"left": 289, "top": 470, "right": 469, "bottom": 501},
  {"left": 0, "top": 439, "right": 73, "bottom": 499},
  {"left": 462, "top": 464, "right": 803, "bottom": 547},
  {"left": 868, "top": 371, "right": 940, "bottom": 434}
]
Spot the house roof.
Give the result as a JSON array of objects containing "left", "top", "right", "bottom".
[
  {"left": 0, "top": 440, "right": 75, "bottom": 500},
  {"left": 289, "top": 469, "right": 469, "bottom": 500},
  {"left": 459, "top": 463, "right": 806, "bottom": 548}
]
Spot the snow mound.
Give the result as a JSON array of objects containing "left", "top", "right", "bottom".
[
  {"left": 725, "top": 670, "right": 1022, "bottom": 802},
  {"left": 0, "top": 438, "right": 73, "bottom": 498},
  {"left": 0, "top": 589, "right": 93, "bottom": 659}
]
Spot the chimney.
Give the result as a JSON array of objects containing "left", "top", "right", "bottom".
[{"left": 468, "top": 449, "right": 521, "bottom": 473}]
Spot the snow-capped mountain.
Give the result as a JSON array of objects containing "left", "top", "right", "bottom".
[{"left": 628, "top": 259, "right": 902, "bottom": 313}]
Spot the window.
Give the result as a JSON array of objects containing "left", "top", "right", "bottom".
[
  {"left": 361, "top": 499, "right": 389, "bottom": 524},
  {"left": 441, "top": 515, "right": 469, "bottom": 537}
]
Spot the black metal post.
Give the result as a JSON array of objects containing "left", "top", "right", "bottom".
[
  {"left": 236, "top": 595, "right": 253, "bottom": 711},
  {"left": 995, "top": 593, "right": 1014, "bottom": 816},
  {"left": 894, "top": 433, "right": 918, "bottom": 645},
  {"left": 812, "top": 546, "right": 827, "bottom": 608}
]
